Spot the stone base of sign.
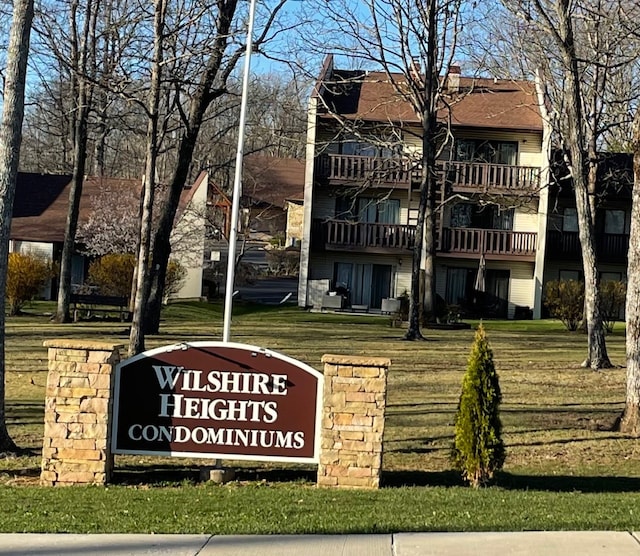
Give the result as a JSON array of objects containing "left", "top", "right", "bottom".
[
  {"left": 199, "top": 466, "right": 236, "bottom": 484},
  {"left": 40, "top": 340, "right": 122, "bottom": 486},
  {"left": 318, "top": 354, "right": 390, "bottom": 489}
]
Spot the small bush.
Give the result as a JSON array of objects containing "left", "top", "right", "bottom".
[
  {"left": 88, "top": 253, "right": 135, "bottom": 297},
  {"left": 452, "top": 324, "right": 505, "bottom": 487},
  {"left": 600, "top": 280, "right": 626, "bottom": 333},
  {"left": 265, "top": 247, "right": 300, "bottom": 276},
  {"left": 6, "top": 252, "right": 55, "bottom": 315},
  {"left": 544, "top": 279, "right": 584, "bottom": 331},
  {"left": 88, "top": 254, "right": 186, "bottom": 300},
  {"left": 164, "top": 260, "right": 187, "bottom": 300},
  {"left": 211, "top": 260, "right": 262, "bottom": 286}
]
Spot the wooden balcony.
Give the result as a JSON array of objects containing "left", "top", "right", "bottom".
[
  {"left": 314, "top": 154, "right": 416, "bottom": 188},
  {"left": 546, "top": 230, "right": 629, "bottom": 264},
  {"left": 314, "top": 153, "right": 541, "bottom": 193},
  {"left": 313, "top": 219, "right": 415, "bottom": 253},
  {"left": 439, "top": 227, "right": 537, "bottom": 260},
  {"left": 445, "top": 161, "right": 541, "bottom": 193}
]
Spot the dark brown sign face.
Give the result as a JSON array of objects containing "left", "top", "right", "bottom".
[{"left": 111, "top": 342, "right": 322, "bottom": 463}]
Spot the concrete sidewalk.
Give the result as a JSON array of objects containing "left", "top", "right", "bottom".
[{"left": 0, "top": 532, "right": 639, "bottom": 556}]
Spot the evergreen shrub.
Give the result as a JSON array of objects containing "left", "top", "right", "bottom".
[{"left": 452, "top": 324, "right": 505, "bottom": 487}]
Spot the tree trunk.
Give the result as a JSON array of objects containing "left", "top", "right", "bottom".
[
  {"left": 54, "top": 107, "right": 88, "bottom": 323},
  {"left": 619, "top": 110, "right": 640, "bottom": 435},
  {"left": 404, "top": 0, "right": 438, "bottom": 340},
  {"left": 0, "top": 0, "right": 34, "bottom": 453},
  {"left": 145, "top": 0, "right": 241, "bottom": 334},
  {"left": 145, "top": 136, "right": 196, "bottom": 334},
  {"left": 129, "top": 0, "right": 165, "bottom": 356},
  {"left": 557, "top": 0, "right": 611, "bottom": 369},
  {"left": 54, "top": 0, "right": 96, "bottom": 323}
]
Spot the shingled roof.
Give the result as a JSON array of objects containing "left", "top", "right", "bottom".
[
  {"left": 243, "top": 156, "right": 305, "bottom": 207},
  {"left": 316, "top": 64, "right": 543, "bottom": 132},
  {"left": 10, "top": 173, "right": 203, "bottom": 244}
]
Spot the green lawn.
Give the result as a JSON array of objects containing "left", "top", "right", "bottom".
[{"left": 2, "top": 301, "right": 639, "bottom": 533}]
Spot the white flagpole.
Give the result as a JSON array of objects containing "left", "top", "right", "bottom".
[{"left": 223, "top": 0, "right": 258, "bottom": 342}]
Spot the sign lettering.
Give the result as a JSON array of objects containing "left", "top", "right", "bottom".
[{"left": 111, "top": 342, "right": 323, "bottom": 463}]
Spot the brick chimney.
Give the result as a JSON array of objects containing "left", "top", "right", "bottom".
[
  {"left": 410, "top": 58, "right": 421, "bottom": 81},
  {"left": 448, "top": 64, "right": 461, "bottom": 92}
]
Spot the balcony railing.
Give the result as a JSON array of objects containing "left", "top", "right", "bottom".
[
  {"left": 440, "top": 227, "right": 537, "bottom": 258},
  {"left": 313, "top": 219, "right": 415, "bottom": 252},
  {"left": 315, "top": 153, "right": 541, "bottom": 192},
  {"left": 546, "top": 230, "right": 629, "bottom": 263},
  {"left": 445, "top": 161, "right": 541, "bottom": 192},
  {"left": 315, "top": 154, "right": 415, "bottom": 186}
]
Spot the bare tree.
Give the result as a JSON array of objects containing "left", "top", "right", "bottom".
[
  {"left": 619, "top": 109, "right": 640, "bottom": 435},
  {"left": 129, "top": 0, "right": 166, "bottom": 355},
  {"left": 497, "top": 0, "right": 640, "bottom": 369},
  {"left": 302, "top": 0, "right": 466, "bottom": 339},
  {"left": 144, "top": 0, "right": 289, "bottom": 334},
  {"left": 0, "top": 0, "right": 35, "bottom": 453},
  {"left": 43, "top": 0, "right": 99, "bottom": 322}
]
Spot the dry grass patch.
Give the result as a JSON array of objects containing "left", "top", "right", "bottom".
[{"left": 1, "top": 303, "right": 637, "bottom": 485}]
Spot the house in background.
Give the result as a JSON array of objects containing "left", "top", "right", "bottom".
[
  {"left": 242, "top": 155, "right": 305, "bottom": 246},
  {"left": 543, "top": 153, "right": 632, "bottom": 290},
  {"left": 10, "top": 172, "right": 209, "bottom": 301},
  {"left": 299, "top": 55, "right": 552, "bottom": 318}
]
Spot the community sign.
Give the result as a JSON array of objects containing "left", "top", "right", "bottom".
[{"left": 111, "top": 342, "right": 323, "bottom": 463}]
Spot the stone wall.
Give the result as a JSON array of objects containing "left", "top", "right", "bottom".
[
  {"left": 40, "top": 340, "right": 122, "bottom": 486},
  {"left": 318, "top": 354, "right": 390, "bottom": 489}
]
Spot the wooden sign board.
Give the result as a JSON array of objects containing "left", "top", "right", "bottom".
[{"left": 111, "top": 342, "right": 323, "bottom": 463}]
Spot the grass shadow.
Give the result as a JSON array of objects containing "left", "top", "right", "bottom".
[
  {"left": 498, "top": 472, "right": 640, "bottom": 493},
  {"left": 381, "top": 470, "right": 640, "bottom": 493},
  {"left": 112, "top": 463, "right": 317, "bottom": 486},
  {"left": 112, "top": 463, "right": 200, "bottom": 486},
  {"left": 382, "top": 469, "right": 465, "bottom": 488}
]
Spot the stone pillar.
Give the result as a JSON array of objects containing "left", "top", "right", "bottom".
[
  {"left": 40, "top": 340, "right": 122, "bottom": 486},
  {"left": 318, "top": 354, "right": 390, "bottom": 489}
]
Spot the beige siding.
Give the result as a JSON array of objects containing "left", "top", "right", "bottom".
[
  {"left": 396, "top": 256, "right": 413, "bottom": 296},
  {"left": 506, "top": 261, "right": 536, "bottom": 318},
  {"left": 402, "top": 127, "right": 422, "bottom": 155},
  {"left": 170, "top": 176, "right": 208, "bottom": 300},
  {"left": 10, "top": 240, "right": 54, "bottom": 258},
  {"left": 513, "top": 205, "right": 539, "bottom": 233}
]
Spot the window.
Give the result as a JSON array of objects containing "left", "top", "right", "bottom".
[
  {"left": 559, "top": 269, "right": 582, "bottom": 282},
  {"left": 336, "top": 196, "right": 400, "bottom": 224},
  {"left": 455, "top": 139, "right": 518, "bottom": 165},
  {"left": 600, "top": 272, "right": 622, "bottom": 283},
  {"left": 333, "top": 133, "right": 399, "bottom": 158},
  {"left": 449, "top": 203, "right": 513, "bottom": 230},
  {"left": 563, "top": 208, "right": 578, "bottom": 232},
  {"left": 450, "top": 203, "right": 472, "bottom": 228},
  {"left": 604, "top": 210, "right": 626, "bottom": 235},
  {"left": 446, "top": 268, "right": 474, "bottom": 305}
]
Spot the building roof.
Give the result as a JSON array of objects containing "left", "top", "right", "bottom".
[
  {"left": 243, "top": 156, "right": 305, "bottom": 207},
  {"left": 316, "top": 65, "right": 543, "bottom": 133},
  {"left": 10, "top": 173, "right": 204, "bottom": 244}
]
